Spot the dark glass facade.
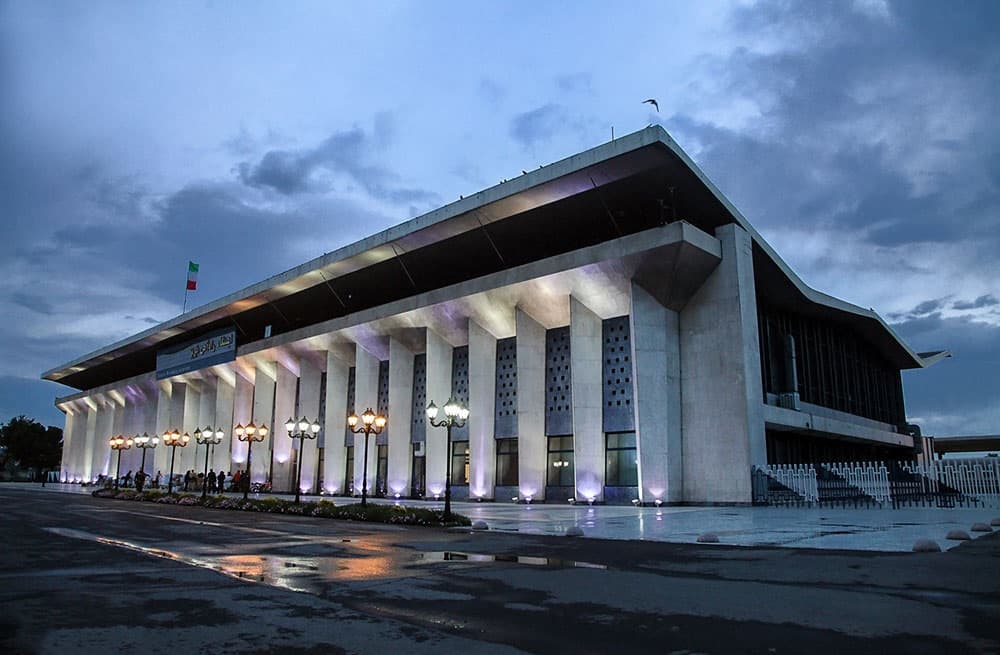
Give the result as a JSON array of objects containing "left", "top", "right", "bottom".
[{"left": 757, "top": 302, "right": 905, "bottom": 426}]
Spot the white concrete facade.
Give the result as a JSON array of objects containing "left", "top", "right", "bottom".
[{"left": 49, "top": 129, "right": 931, "bottom": 504}]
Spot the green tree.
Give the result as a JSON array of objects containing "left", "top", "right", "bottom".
[{"left": 0, "top": 416, "right": 62, "bottom": 481}]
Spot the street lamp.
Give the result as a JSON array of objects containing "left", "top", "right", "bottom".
[
  {"left": 162, "top": 429, "right": 190, "bottom": 494},
  {"left": 134, "top": 432, "right": 159, "bottom": 480},
  {"left": 234, "top": 421, "right": 269, "bottom": 500},
  {"left": 426, "top": 397, "right": 469, "bottom": 521},
  {"left": 285, "top": 416, "right": 322, "bottom": 504},
  {"left": 195, "top": 426, "right": 225, "bottom": 501},
  {"left": 346, "top": 408, "right": 386, "bottom": 506},
  {"left": 109, "top": 435, "right": 133, "bottom": 489}
]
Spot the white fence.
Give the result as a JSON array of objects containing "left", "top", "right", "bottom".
[
  {"left": 753, "top": 463, "right": 818, "bottom": 502},
  {"left": 754, "top": 457, "right": 1000, "bottom": 507}
]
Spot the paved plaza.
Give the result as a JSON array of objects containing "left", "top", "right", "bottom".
[
  {"left": 18, "top": 482, "right": 1000, "bottom": 552},
  {"left": 3, "top": 484, "right": 1000, "bottom": 654}
]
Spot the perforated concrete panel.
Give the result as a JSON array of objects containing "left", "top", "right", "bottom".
[
  {"left": 545, "top": 326, "right": 573, "bottom": 436},
  {"left": 494, "top": 337, "right": 517, "bottom": 438},
  {"left": 603, "top": 316, "right": 635, "bottom": 432},
  {"left": 377, "top": 360, "right": 389, "bottom": 445},
  {"left": 451, "top": 345, "right": 469, "bottom": 441},
  {"left": 411, "top": 353, "right": 426, "bottom": 443},
  {"left": 343, "top": 367, "right": 355, "bottom": 447}
]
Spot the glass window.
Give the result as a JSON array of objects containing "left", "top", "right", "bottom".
[
  {"left": 345, "top": 446, "right": 354, "bottom": 494},
  {"left": 547, "top": 435, "right": 575, "bottom": 486},
  {"left": 605, "top": 432, "right": 638, "bottom": 486},
  {"left": 450, "top": 441, "right": 469, "bottom": 485},
  {"left": 376, "top": 445, "right": 388, "bottom": 495},
  {"left": 496, "top": 438, "right": 519, "bottom": 486}
]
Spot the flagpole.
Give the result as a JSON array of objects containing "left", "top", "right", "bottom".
[{"left": 183, "top": 287, "right": 189, "bottom": 314}]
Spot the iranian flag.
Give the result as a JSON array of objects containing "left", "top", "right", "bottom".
[{"left": 186, "top": 261, "right": 199, "bottom": 291}]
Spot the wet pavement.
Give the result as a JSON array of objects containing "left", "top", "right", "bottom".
[
  {"left": 3, "top": 486, "right": 1000, "bottom": 654},
  {"left": 16, "top": 482, "right": 1000, "bottom": 552}
]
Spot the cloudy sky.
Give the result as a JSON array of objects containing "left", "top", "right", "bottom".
[{"left": 1, "top": 0, "right": 997, "bottom": 436}]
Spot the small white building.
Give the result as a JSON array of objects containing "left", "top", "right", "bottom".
[{"left": 43, "top": 127, "right": 947, "bottom": 504}]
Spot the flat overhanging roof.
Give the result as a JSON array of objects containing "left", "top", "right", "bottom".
[
  {"left": 44, "top": 126, "right": 940, "bottom": 391},
  {"left": 932, "top": 435, "right": 1000, "bottom": 455}
]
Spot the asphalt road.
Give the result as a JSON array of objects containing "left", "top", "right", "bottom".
[{"left": 2, "top": 487, "right": 999, "bottom": 654}]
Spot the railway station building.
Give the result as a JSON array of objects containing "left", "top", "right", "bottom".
[{"left": 44, "top": 127, "right": 948, "bottom": 504}]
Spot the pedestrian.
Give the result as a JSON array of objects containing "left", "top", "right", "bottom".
[
  {"left": 207, "top": 468, "right": 216, "bottom": 493},
  {"left": 135, "top": 469, "right": 147, "bottom": 492},
  {"left": 183, "top": 470, "right": 191, "bottom": 491},
  {"left": 154, "top": 470, "right": 161, "bottom": 488},
  {"left": 216, "top": 470, "right": 226, "bottom": 494},
  {"left": 233, "top": 469, "right": 241, "bottom": 491},
  {"left": 124, "top": 470, "right": 132, "bottom": 488}
]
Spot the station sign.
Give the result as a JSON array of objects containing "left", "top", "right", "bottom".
[{"left": 156, "top": 329, "right": 236, "bottom": 380}]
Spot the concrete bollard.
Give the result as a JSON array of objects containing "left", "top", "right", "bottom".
[
  {"left": 697, "top": 532, "right": 720, "bottom": 543},
  {"left": 946, "top": 529, "right": 971, "bottom": 541},
  {"left": 566, "top": 526, "right": 584, "bottom": 537},
  {"left": 970, "top": 522, "right": 993, "bottom": 533},
  {"left": 911, "top": 539, "right": 941, "bottom": 553},
  {"left": 472, "top": 520, "right": 489, "bottom": 531}
]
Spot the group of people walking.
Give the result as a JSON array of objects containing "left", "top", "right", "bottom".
[{"left": 180, "top": 468, "right": 229, "bottom": 493}]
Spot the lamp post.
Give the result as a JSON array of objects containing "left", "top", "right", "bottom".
[
  {"left": 426, "top": 397, "right": 469, "bottom": 521},
  {"left": 346, "top": 408, "right": 386, "bottom": 506},
  {"left": 285, "top": 416, "right": 322, "bottom": 504},
  {"left": 162, "top": 429, "right": 189, "bottom": 494},
  {"left": 134, "top": 432, "right": 158, "bottom": 478},
  {"left": 234, "top": 421, "right": 269, "bottom": 501},
  {"left": 195, "top": 426, "right": 224, "bottom": 501},
  {"left": 109, "top": 435, "right": 133, "bottom": 489}
]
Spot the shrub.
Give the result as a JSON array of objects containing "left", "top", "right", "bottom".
[{"left": 91, "top": 488, "right": 470, "bottom": 526}]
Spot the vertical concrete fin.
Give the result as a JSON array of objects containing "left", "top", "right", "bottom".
[
  {"left": 515, "top": 308, "right": 546, "bottom": 500},
  {"left": 570, "top": 296, "right": 605, "bottom": 502},
  {"left": 680, "top": 223, "right": 766, "bottom": 503},
  {"left": 630, "top": 282, "right": 682, "bottom": 503},
  {"left": 296, "top": 358, "right": 323, "bottom": 495},
  {"left": 251, "top": 366, "right": 276, "bottom": 485},
  {"left": 353, "top": 346, "right": 380, "bottom": 496},
  {"left": 213, "top": 378, "right": 235, "bottom": 473},
  {"left": 388, "top": 337, "right": 415, "bottom": 496},
  {"left": 324, "top": 349, "right": 351, "bottom": 494},
  {"left": 272, "top": 362, "right": 298, "bottom": 491},
  {"left": 424, "top": 329, "right": 453, "bottom": 498},
  {"left": 468, "top": 319, "right": 497, "bottom": 499}
]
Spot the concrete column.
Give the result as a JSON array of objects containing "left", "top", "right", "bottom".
[
  {"left": 272, "top": 362, "right": 297, "bottom": 492},
  {"left": 680, "top": 223, "right": 766, "bottom": 503},
  {"left": 60, "top": 410, "right": 75, "bottom": 482},
  {"left": 121, "top": 392, "right": 143, "bottom": 475},
  {"left": 424, "top": 330, "right": 452, "bottom": 498},
  {"left": 516, "top": 308, "right": 546, "bottom": 501},
  {"left": 387, "top": 338, "right": 414, "bottom": 497},
  {"left": 251, "top": 365, "right": 276, "bottom": 486},
  {"left": 81, "top": 401, "right": 98, "bottom": 484},
  {"left": 570, "top": 296, "right": 605, "bottom": 502},
  {"left": 630, "top": 282, "right": 682, "bottom": 503},
  {"left": 194, "top": 380, "right": 217, "bottom": 477},
  {"left": 232, "top": 373, "right": 254, "bottom": 468},
  {"left": 213, "top": 378, "right": 235, "bottom": 474},
  {"left": 297, "top": 358, "right": 322, "bottom": 495},
  {"left": 92, "top": 400, "right": 115, "bottom": 481},
  {"left": 180, "top": 385, "right": 201, "bottom": 474},
  {"left": 468, "top": 320, "right": 497, "bottom": 499},
  {"left": 323, "top": 350, "right": 350, "bottom": 494},
  {"left": 153, "top": 382, "right": 173, "bottom": 476},
  {"left": 353, "top": 346, "right": 379, "bottom": 496}
]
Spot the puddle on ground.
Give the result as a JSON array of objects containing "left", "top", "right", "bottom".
[
  {"left": 418, "top": 551, "right": 607, "bottom": 570},
  {"left": 42, "top": 526, "right": 400, "bottom": 594}
]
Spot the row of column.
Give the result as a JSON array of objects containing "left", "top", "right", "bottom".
[{"left": 61, "top": 224, "right": 765, "bottom": 503}]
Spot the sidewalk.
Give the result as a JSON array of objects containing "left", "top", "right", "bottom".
[{"left": 5, "top": 481, "right": 996, "bottom": 552}]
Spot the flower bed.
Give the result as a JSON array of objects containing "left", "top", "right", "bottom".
[{"left": 91, "top": 488, "right": 470, "bottom": 527}]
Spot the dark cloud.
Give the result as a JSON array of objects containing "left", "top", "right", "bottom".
[
  {"left": 237, "top": 125, "right": 438, "bottom": 205},
  {"left": 510, "top": 104, "right": 567, "bottom": 149},
  {"left": 672, "top": 0, "right": 1000, "bottom": 251},
  {"left": 953, "top": 294, "right": 998, "bottom": 311},
  {"left": 555, "top": 73, "right": 591, "bottom": 94}
]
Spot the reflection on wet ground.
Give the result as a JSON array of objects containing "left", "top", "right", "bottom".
[{"left": 418, "top": 551, "right": 608, "bottom": 569}]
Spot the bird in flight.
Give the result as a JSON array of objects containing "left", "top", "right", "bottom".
[{"left": 642, "top": 98, "right": 659, "bottom": 112}]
